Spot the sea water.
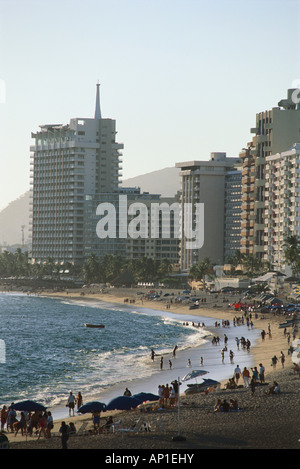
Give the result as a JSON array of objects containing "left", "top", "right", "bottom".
[{"left": 0, "top": 293, "right": 260, "bottom": 419}]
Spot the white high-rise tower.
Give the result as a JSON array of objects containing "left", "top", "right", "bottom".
[{"left": 29, "top": 85, "right": 123, "bottom": 265}]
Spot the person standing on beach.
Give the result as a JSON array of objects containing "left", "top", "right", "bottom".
[
  {"left": 250, "top": 377, "right": 256, "bottom": 396},
  {"left": 59, "top": 421, "right": 70, "bottom": 449},
  {"left": 0, "top": 406, "right": 7, "bottom": 432},
  {"left": 271, "top": 355, "right": 278, "bottom": 369},
  {"left": 280, "top": 351, "right": 285, "bottom": 368},
  {"left": 259, "top": 363, "right": 265, "bottom": 383},
  {"left": 234, "top": 365, "right": 241, "bottom": 385},
  {"left": 77, "top": 392, "right": 83, "bottom": 411},
  {"left": 242, "top": 367, "right": 250, "bottom": 388},
  {"left": 160, "top": 357, "right": 163, "bottom": 370},
  {"left": 67, "top": 392, "right": 76, "bottom": 417},
  {"left": 171, "top": 379, "right": 180, "bottom": 406},
  {"left": 46, "top": 411, "right": 53, "bottom": 438}
]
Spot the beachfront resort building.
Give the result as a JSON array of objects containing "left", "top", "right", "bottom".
[
  {"left": 29, "top": 85, "right": 179, "bottom": 266},
  {"left": 176, "top": 153, "right": 241, "bottom": 270},
  {"left": 84, "top": 188, "right": 180, "bottom": 263},
  {"left": 239, "top": 88, "right": 300, "bottom": 259},
  {"left": 29, "top": 84, "right": 124, "bottom": 265},
  {"left": 264, "top": 143, "right": 300, "bottom": 273}
]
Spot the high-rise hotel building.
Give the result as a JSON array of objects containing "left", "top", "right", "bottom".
[
  {"left": 29, "top": 85, "right": 123, "bottom": 265},
  {"left": 264, "top": 143, "right": 300, "bottom": 272},
  {"left": 176, "top": 153, "right": 241, "bottom": 270},
  {"left": 239, "top": 89, "right": 300, "bottom": 259}
]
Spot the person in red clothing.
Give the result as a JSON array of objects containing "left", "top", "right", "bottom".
[
  {"left": 0, "top": 406, "right": 7, "bottom": 431},
  {"left": 242, "top": 367, "right": 250, "bottom": 388},
  {"left": 163, "top": 384, "right": 170, "bottom": 406}
]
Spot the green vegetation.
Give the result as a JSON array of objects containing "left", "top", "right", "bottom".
[
  {"left": 0, "top": 249, "right": 173, "bottom": 286},
  {"left": 283, "top": 235, "right": 300, "bottom": 277}
]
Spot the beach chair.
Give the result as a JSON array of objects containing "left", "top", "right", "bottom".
[
  {"left": 148, "top": 415, "right": 164, "bottom": 433},
  {"left": 104, "top": 419, "right": 122, "bottom": 433},
  {"left": 115, "top": 418, "right": 142, "bottom": 434},
  {"left": 74, "top": 421, "right": 88, "bottom": 436},
  {"left": 139, "top": 420, "right": 151, "bottom": 432}
]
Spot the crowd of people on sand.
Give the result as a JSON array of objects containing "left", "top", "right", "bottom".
[
  {"left": 221, "top": 318, "right": 299, "bottom": 401},
  {"left": 157, "top": 380, "right": 180, "bottom": 408},
  {"left": 214, "top": 398, "right": 239, "bottom": 412},
  {"left": 0, "top": 405, "right": 54, "bottom": 439},
  {"left": 0, "top": 390, "right": 84, "bottom": 443}
]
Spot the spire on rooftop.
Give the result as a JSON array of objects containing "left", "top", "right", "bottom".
[{"left": 94, "top": 82, "right": 101, "bottom": 119}]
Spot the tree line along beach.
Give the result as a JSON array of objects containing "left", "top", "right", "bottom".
[{"left": 2, "top": 286, "right": 300, "bottom": 450}]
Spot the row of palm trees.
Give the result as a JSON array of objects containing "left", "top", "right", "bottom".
[
  {"left": 1, "top": 235, "right": 299, "bottom": 286},
  {"left": 188, "top": 236, "right": 300, "bottom": 284},
  {"left": 82, "top": 254, "right": 172, "bottom": 284},
  {"left": 0, "top": 250, "right": 173, "bottom": 285}
]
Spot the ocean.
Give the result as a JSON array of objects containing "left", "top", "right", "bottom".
[{"left": 0, "top": 293, "right": 260, "bottom": 420}]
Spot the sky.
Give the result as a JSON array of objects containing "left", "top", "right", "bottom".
[{"left": 0, "top": 0, "right": 300, "bottom": 210}]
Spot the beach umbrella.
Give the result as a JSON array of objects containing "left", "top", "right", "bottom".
[
  {"left": 132, "top": 392, "right": 159, "bottom": 404},
  {"left": 292, "top": 339, "right": 300, "bottom": 348},
  {"left": 11, "top": 400, "right": 47, "bottom": 412},
  {"left": 292, "top": 348, "right": 300, "bottom": 366},
  {"left": 78, "top": 401, "right": 106, "bottom": 414},
  {"left": 106, "top": 395, "right": 140, "bottom": 411},
  {"left": 182, "top": 369, "right": 209, "bottom": 383}
]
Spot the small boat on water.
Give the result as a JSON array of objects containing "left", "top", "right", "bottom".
[{"left": 84, "top": 324, "right": 105, "bottom": 328}]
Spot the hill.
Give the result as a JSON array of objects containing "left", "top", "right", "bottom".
[
  {"left": 0, "top": 192, "right": 30, "bottom": 246},
  {"left": 0, "top": 167, "right": 181, "bottom": 245},
  {"left": 121, "top": 166, "right": 180, "bottom": 197}
]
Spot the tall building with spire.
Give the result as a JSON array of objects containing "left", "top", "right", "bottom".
[{"left": 29, "top": 85, "right": 123, "bottom": 265}]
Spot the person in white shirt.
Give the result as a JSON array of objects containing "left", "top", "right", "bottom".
[
  {"left": 67, "top": 392, "right": 76, "bottom": 417},
  {"left": 234, "top": 365, "right": 241, "bottom": 385}
]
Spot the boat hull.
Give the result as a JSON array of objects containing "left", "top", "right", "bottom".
[{"left": 84, "top": 324, "right": 105, "bottom": 328}]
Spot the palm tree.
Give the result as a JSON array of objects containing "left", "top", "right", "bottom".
[
  {"left": 189, "top": 257, "right": 214, "bottom": 290},
  {"left": 82, "top": 254, "right": 101, "bottom": 283},
  {"left": 157, "top": 258, "right": 173, "bottom": 278},
  {"left": 226, "top": 249, "right": 245, "bottom": 267},
  {"left": 283, "top": 235, "right": 300, "bottom": 276},
  {"left": 242, "top": 254, "right": 263, "bottom": 278}
]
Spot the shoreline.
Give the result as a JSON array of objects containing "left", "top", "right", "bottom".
[{"left": 3, "top": 287, "right": 298, "bottom": 448}]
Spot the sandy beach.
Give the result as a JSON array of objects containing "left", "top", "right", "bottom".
[{"left": 5, "top": 287, "right": 300, "bottom": 449}]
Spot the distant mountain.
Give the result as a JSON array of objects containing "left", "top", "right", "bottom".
[
  {"left": 0, "top": 192, "right": 30, "bottom": 246},
  {"left": 0, "top": 167, "right": 181, "bottom": 246},
  {"left": 121, "top": 166, "right": 180, "bottom": 197}
]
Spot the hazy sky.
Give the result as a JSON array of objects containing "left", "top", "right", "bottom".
[{"left": 0, "top": 0, "right": 299, "bottom": 210}]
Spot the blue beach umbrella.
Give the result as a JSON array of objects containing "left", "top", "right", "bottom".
[
  {"left": 106, "top": 395, "right": 140, "bottom": 411},
  {"left": 78, "top": 401, "right": 106, "bottom": 414},
  {"left": 11, "top": 400, "right": 47, "bottom": 412},
  {"left": 132, "top": 392, "right": 159, "bottom": 404}
]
